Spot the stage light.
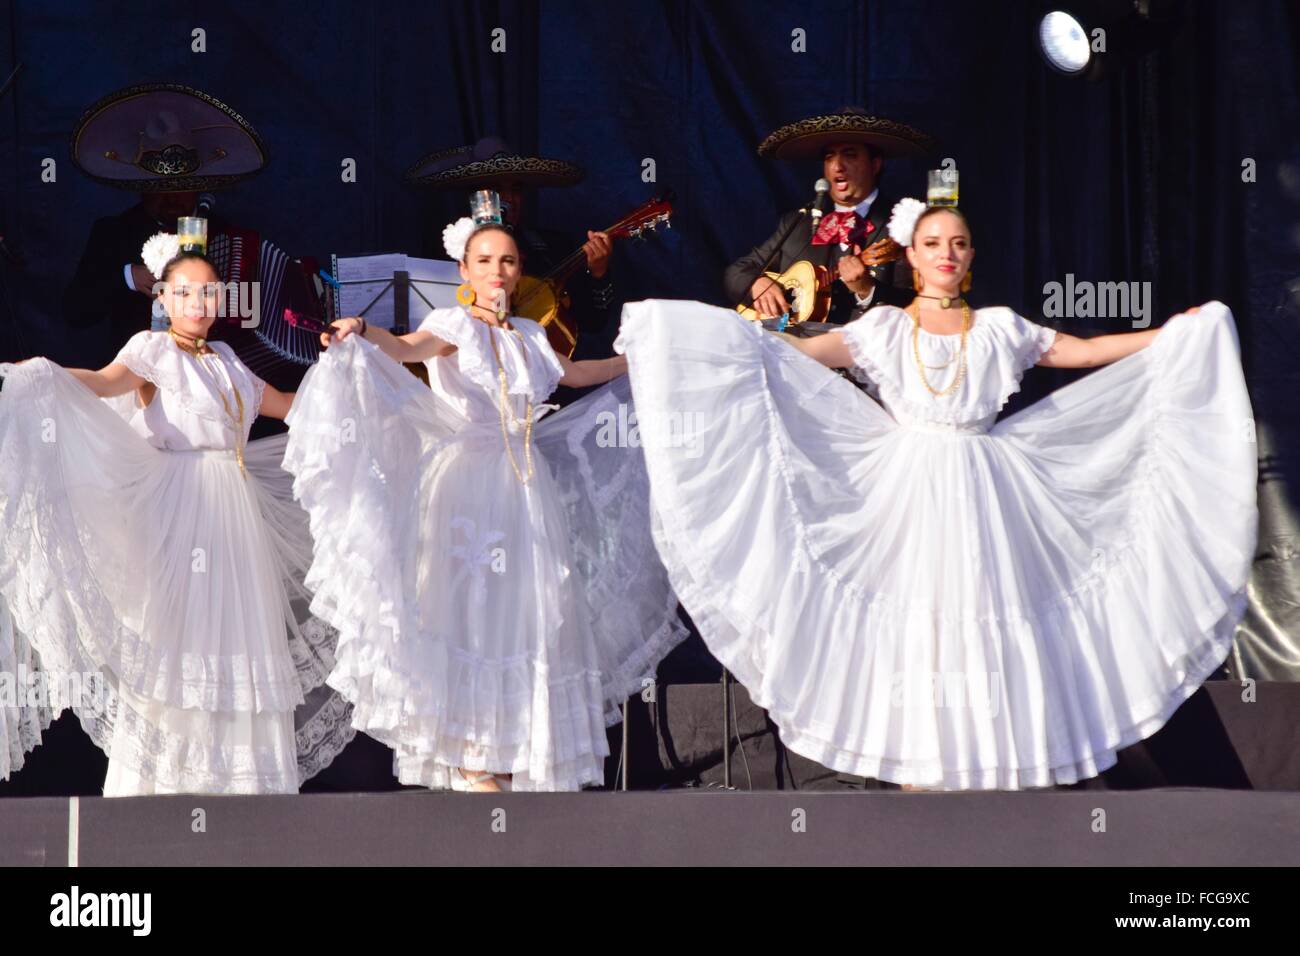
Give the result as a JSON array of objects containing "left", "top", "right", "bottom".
[
  {"left": 1037, "top": 1, "right": 1186, "bottom": 81},
  {"left": 1039, "top": 10, "right": 1092, "bottom": 75}
]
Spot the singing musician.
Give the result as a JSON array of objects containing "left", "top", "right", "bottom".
[{"left": 724, "top": 108, "right": 936, "bottom": 326}]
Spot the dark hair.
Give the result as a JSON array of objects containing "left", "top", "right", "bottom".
[
  {"left": 461, "top": 223, "right": 517, "bottom": 262},
  {"left": 913, "top": 205, "right": 973, "bottom": 243},
  {"left": 160, "top": 251, "right": 219, "bottom": 283}
]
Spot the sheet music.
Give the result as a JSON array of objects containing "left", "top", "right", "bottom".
[{"left": 332, "top": 254, "right": 462, "bottom": 330}]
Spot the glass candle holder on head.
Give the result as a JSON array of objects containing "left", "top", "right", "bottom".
[
  {"left": 177, "top": 216, "right": 208, "bottom": 254},
  {"left": 927, "top": 169, "right": 959, "bottom": 207},
  {"left": 470, "top": 190, "right": 504, "bottom": 225}
]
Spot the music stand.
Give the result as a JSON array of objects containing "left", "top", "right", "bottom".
[{"left": 329, "top": 254, "right": 461, "bottom": 333}]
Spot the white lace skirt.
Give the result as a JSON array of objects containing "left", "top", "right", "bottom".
[
  {"left": 0, "top": 598, "right": 53, "bottom": 781},
  {"left": 0, "top": 359, "right": 352, "bottom": 794}
]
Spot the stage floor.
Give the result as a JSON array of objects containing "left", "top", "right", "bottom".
[
  {"left": 2, "top": 788, "right": 1297, "bottom": 866},
  {"left": 4, "top": 680, "right": 1299, "bottom": 799}
]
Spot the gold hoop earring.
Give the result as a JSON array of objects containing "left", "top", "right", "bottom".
[
  {"left": 960, "top": 270, "right": 972, "bottom": 293},
  {"left": 912, "top": 269, "right": 923, "bottom": 292},
  {"left": 456, "top": 283, "right": 476, "bottom": 307}
]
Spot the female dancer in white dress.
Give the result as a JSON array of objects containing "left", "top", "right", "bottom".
[
  {"left": 283, "top": 222, "right": 686, "bottom": 792},
  {"left": 616, "top": 201, "right": 1257, "bottom": 790},
  {"left": 0, "top": 238, "right": 353, "bottom": 794}
]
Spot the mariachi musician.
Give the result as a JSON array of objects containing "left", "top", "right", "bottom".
[
  {"left": 725, "top": 108, "right": 936, "bottom": 328},
  {"left": 405, "top": 138, "right": 618, "bottom": 376}
]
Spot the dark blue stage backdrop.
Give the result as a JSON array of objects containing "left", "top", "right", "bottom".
[{"left": 0, "top": 0, "right": 1298, "bottom": 676}]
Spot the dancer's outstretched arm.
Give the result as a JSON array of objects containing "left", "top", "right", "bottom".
[
  {"left": 785, "top": 330, "right": 856, "bottom": 369},
  {"left": 66, "top": 360, "right": 297, "bottom": 420},
  {"left": 259, "top": 386, "right": 296, "bottom": 420},
  {"left": 786, "top": 323, "right": 1158, "bottom": 372},
  {"left": 788, "top": 304, "right": 1202, "bottom": 372},
  {"left": 325, "top": 315, "right": 625, "bottom": 386},
  {"left": 65, "top": 363, "right": 148, "bottom": 398},
  {"left": 1037, "top": 327, "right": 1160, "bottom": 368},
  {"left": 323, "top": 317, "right": 456, "bottom": 364},
  {"left": 558, "top": 354, "right": 628, "bottom": 388},
  {"left": 1038, "top": 305, "right": 1199, "bottom": 369}
]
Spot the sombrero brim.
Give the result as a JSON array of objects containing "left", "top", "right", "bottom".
[
  {"left": 405, "top": 151, "right": 585, "bottom": 189},
  {"left": 757, "top": 114, "right": 936, "bottom": 160},
  {"left": 71, "top": 83, "right": 267, "bottom": 192}
]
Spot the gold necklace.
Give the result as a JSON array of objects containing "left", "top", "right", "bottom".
[
  {"left": 168, "top": 333, "right": 247, "bottom": 476},
  {"left": 908, "top": 299, "right": 972, "bottom": 398},
  {"left": 484, "top": 321, "right": 535, "bottom": 484},
  {"left": 167, "top": 327, "right": 208, "bottom": 354},
  {"left": 205, "top": 355, "right": 247, "bottom": 477}
]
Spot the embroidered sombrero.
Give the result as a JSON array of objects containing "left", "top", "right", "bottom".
[
  {"left": 70, "top": 83, "right": 267, "bottom": 192},
  {"left": 405, "top": 136, "right": 585, "bottom": 189},
  {"left": 757, "top": 110, "right": 936, "bottom": 160}
]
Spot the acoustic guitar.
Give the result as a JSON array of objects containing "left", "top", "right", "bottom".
[
  {"left": 735, "top": 235, "right": 904, "bottom": 326},
  {"left": 512, "top": 193, "right": 674, "bottom": 356}
]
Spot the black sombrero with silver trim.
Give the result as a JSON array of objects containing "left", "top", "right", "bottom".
[
  {"left": 70, "top": 83, "right": 267, "bottom": 192},
  {"left": 405, "top": 137, "right": 584, "bottom": 189},
  {"left": 757, "top": 111, "right": 936, "bottom": 160}
]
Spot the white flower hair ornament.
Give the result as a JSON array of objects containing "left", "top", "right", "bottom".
[
  {"left": 442, "top": 217, "right": 475, "bottom": 262},
  {"left": 141, "top": 232, "right": 182, "bottom": 280},
  {"left": 886, "top": 198, "right": 928, "bottom": 248}
]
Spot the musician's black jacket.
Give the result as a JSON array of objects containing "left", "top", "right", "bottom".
[{"left": 724, "top": 200, "right": 914, "bottom": 325}]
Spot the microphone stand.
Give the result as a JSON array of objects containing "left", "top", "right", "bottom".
[{"left": 744, "top": 187, "right": 829, "bottom": 329}]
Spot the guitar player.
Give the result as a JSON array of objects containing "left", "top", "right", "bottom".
[{"left": 724, "top": 108, "right": 935, "bottom": 328}]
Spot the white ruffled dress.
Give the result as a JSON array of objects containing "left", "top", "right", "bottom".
[
  {"left": 283, "top": 306, "right": 687, "bottom": 791},
  {"left": 616, "top": 300, "right": 1257, "bottom": 790},
  {"left": 0, "top": 332, "right": 353, "bottom": 795}
]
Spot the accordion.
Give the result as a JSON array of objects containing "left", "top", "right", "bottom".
[{"left": 206, "top": 228, "right": 329, "bottom": 379}]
